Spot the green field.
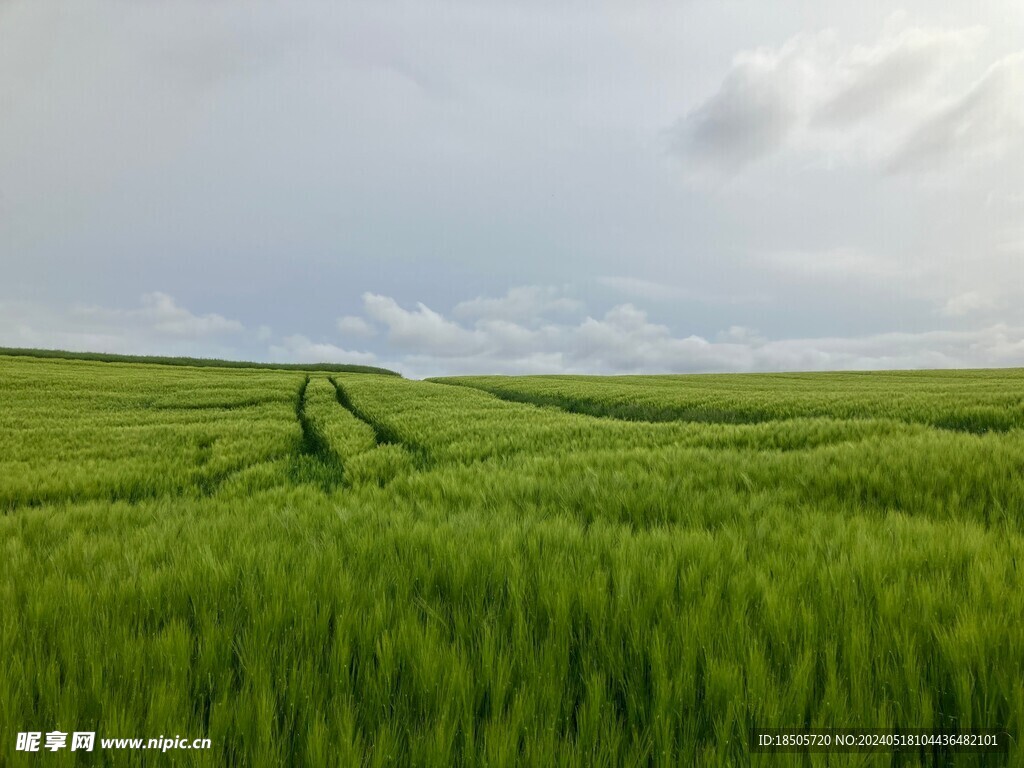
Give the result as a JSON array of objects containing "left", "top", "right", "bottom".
[
  {"left": 2, "top": 354, "right": 1022, "bottom": 766},
  {"left": 0, "top": 347, "right": 400, "bottom": 376}
]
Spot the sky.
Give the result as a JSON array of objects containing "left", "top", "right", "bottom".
[{"left": 1, "top": 0, "right": 1022, "bottom": 377}]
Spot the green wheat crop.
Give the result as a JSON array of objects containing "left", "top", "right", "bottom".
[{"left": 2, "top": 355, "right": 1022, "bottom": 766}]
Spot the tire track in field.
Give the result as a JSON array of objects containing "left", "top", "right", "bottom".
[
  {"left": 3, "top": 378, "right": 341, "bottom": 512},
  {"left": 291, "top": 376, "right": 346, "bottom": 490},
  {"left": 328, "top": 377, "right": 431, "bottom": 470}
]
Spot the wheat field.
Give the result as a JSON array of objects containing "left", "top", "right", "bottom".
[{"left": 2, "top": 354, "right": 1021, "bottom": 765}]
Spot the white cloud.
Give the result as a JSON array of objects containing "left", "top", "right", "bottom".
[
  {"left": 342, "top": 291, "right": 1024, "bottom": 377},
  {"left": 1, "top": 293, "right": 388, "bottom": 368},
  {"left": 598, "top": 276, "right": 769, "bottom": 306},
  {"left": 453, "top": 285, "right": 581, "bottom": 323},
  {"left": 268, "top": 334, "right": 379, "bottom": 365},
  {"left": 887, "top": 53, "right": 1024, "bottom": 174},
  {"left": 570, "top": 304, "right": 740, "bottom": 373},
  {"left": 363, "top": 292, "right": 485, "bottom": 355},
  {"left": 942, "top": 291, "right": 997, "bottom": 317},
  {"left": 337, "top": 315, "right": 377, "bottom": 337},
  {"left": 597, "top": 276, "right": 688, "bottom": 302},
  {"left": 141, "top": 292, "right": 243, "bottom": 336},
  {"left": 717, "top": 325, "right": 765, "bottom": 345},
  {"left": 758, "top": 247, "right": 916, "bottom": 282},
  {"left": 672, "top": 19, "right": 1004, "bottom": 174},
  {"left": 814, "top": 23, "right": 984, "bottom": 126},
  {"left": 751, "top": 325, "right": 1024, "bottom": 372},
  {"left": 73, "top": 291, "right": 243, "bottom": 337},
  {"left": 755, "top": 243, "right": 1023, "bottom": 320},
  {"left": 0, "top": 300, "right": 144, "bottom": 355},
  {"left": 0, "top": 293, "right": 245, "bottom": 356},
  {"left": 7, "top": 288, "right": 1024, "bottom": 377}
]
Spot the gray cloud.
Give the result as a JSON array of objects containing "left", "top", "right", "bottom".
[
  {"left": 672, "top": 21, "right": 1002, "bottom": 174},
  {"left": 672, "top": 48, "right": 799, "bottom": 171}
]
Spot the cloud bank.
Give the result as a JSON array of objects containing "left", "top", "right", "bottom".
[
  {"left": 344, "top": 289, "right": 1024, "bottom": 377},
  {"left": 0, "top": 293, "right": 243, "bottom": 356},
  {"left": 4, "top": 286, "right": 1024, "bottom": 377}
]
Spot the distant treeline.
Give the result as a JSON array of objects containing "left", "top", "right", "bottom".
[{"left": 0, "top": 347, "right": 400, "bottom": 376}]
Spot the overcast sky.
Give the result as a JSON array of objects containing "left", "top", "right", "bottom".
[{"left": 2, "top": 0, "right": 1022, "bottom": 376}]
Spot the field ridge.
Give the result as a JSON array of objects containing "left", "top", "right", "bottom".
[
  {"left": 441, "top": 376, "right": 1023, "bottom": 435},
  {"left": 0, "top": 347, "right": 400, "bottom": 376}
]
